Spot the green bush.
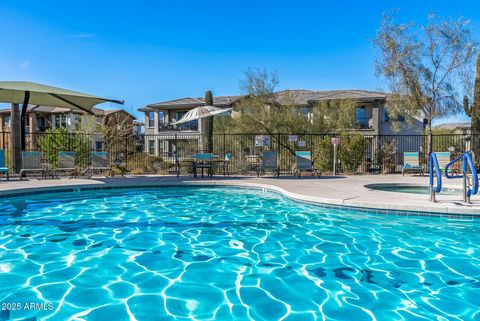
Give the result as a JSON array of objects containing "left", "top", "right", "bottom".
[
  {"left": 338, "top": 133, "right": 366, "bottom": 173},
  {"left": 38, "top": 128, "right": 91, "bottom": 168},
  {"left": 313, "top": 137, "right": 333, "bottom": 173}
]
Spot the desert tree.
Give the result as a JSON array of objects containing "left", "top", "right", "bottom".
[
  {"left": 232, "top": 68, "right": 358, "bottom": 156},
  {"left": 374, "top": 12, "right": 477, "bottom": 154},
  {"left": 236, "top": 69, "right": 358, "bottom": 134},
  {"left": 464, "top": 53, "right": 480, "bottom": 157}
]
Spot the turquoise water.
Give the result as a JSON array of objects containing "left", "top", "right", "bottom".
[
  {"left": 365, "top": 183, "right": 461, "bottom": 195},
  {"left": 0, "top": 187, "right": 479, "bottom": 321}
]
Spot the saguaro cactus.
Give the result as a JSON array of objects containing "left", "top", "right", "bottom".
[
  {"left": 464, "top": 53, "right": 480, "bottom": 156},
  {"left": 203, "top": 90, "right": 214, "bottom": 153},
  {"left": 204, "top": 90, "right": 213, "bottom": 106}
]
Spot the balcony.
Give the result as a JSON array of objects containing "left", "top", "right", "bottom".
[
  {"left": 355, "top": 117, "right": 373, "bottom": 129},
  {"left": 158, "top": 121, "right": 198, "bottom": 132}
]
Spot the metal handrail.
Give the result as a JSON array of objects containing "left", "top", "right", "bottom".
[
  {"left": 444, "top": 151, "right": 478, "bottom": 203},
  {"left": 445, "top": 154, "right": 464, "bottom": 179},
  {"left": 429, "top": 152, "right": 442, "bottom": 202},
  {"left": 463, "top": 152, "right": 478, "bottom": 201}
]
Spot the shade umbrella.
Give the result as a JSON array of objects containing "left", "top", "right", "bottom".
[
  {"left": 173, "top": 105, "right": 232, "bottom": 125},
  {"left": 0, "top": 81, "right": 124, "bottom": 172},
  {"left": 174, "top": 105, "right": 232, "bottom": 153}
]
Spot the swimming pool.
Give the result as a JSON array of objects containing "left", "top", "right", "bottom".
[
  {"left": 0, "top": 186, "right": 479, "bottom": 320},
  {"left": 365, "top": 183, "right": 462, "bottom": 195}
]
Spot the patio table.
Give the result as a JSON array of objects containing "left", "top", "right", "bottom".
[{"left": 186, "top": 154, "right": 220, "bottom": 178}]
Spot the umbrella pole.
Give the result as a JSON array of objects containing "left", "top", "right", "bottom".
[
  {"left": 10, "top": 103, "right": 21, "bottom": 173},
  {"left": 20, "top": 91, "right": 30, "bottom": 151}
]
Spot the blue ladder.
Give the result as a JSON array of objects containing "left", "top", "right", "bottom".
[
  {"left": 445, "top": 151, "right": 479, "bottom": 203},
  {"left": 429, "top": 152, "right": 442, "bottom": 202}
]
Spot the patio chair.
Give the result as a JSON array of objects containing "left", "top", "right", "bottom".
[
  {"left": 258, "top": 150, "right": 279, "bottom": 177},
  {"left": 88, "top": 151, "right": 113, "bottom": 178},
  {"left": 401, "top": 152, "right": 424, "bottom": 176},
  {"left": 245, "top": 154, "right": 261, "bottom": 175},
  {"left": 0, "top": 150, "right": 9, "bottom": 181},
  {"left": 293, "top": 151, "right": 319, "bottom": 178},
  {"left": 217, "top": 152, "right": 233, "bottom": 177},
  {"left": 20, "top": 151, "right": 47, "bottom": 180},
  {"left": 54, "top": 151, "right": 77, "bottom": 178},
  {"left": 193, "top": 153, "right": 214, "bottom": 178},
  {"left": 112, "top": 152, "right": 127, "bottom": 177}
]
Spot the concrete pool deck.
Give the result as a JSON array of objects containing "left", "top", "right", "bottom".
[{"left": 0, "top": 174, "right": 478, "bottom": 216}]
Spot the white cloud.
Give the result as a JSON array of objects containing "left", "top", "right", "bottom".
[{"left": 19, "top": 61, "right": 30, "bottom": 70}]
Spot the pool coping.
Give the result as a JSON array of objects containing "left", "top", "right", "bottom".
[{"left": 0, "top": 179, "right": 478, "bottom": 218}]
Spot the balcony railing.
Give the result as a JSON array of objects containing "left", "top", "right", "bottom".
[
  {"left": 158, "top": 121, "right": 198, "bottom": 132},
  {"left": 355, "top": 117, "right": 373, "bottom": 129}
]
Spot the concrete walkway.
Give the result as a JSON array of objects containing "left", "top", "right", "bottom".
[{"left": 0, "top": 174, "right": 478, "bottom": 216}]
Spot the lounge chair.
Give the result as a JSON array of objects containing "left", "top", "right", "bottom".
[
  {"left": 293, "top": 151, "right": 319, "bottom": 178},
  {"left": 89, "top": 151, "right": 113, "bottom": 178},
  {"left": 193, "top": 153, "right": 214, "bottom": 178},
  {"left": 20, "top": 151, "right": 47, "bottom": 180},
  {"left": 0, "top": 150, "right": 9, "bottom": 181},
  {"left": 54, "top": 151, "right": 77, "bottom": 178},
  {"left": 402, "top": 152, "right": 424, "bottom": 176},
  {"left": 258, "top": 150, "right": 279, "bottom": 177}
]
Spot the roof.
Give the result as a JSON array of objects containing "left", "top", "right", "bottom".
[
  {"left": 147, "top": 97, "right": 204, "bottom": 108},
  {"left": 0, "top": 105, "right": 75, "bottom": 114},
  {"left": 0, "top": 105, "right": 136, "bottom": 119},
  {"left": 275, "top": 89, "right": 389, "bottom": 105},
  {"left": 433, "top": 122, "right": 471, "bottom": 130},
  {"left": 141, "top": 89, "right": 389, "bottom": 112},
  {"left": 102, "top": 109, "right": 137, "bottom": 120}
]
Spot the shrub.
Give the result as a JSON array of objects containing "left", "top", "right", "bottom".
[
  {"left": 129, "top": 168, "right": 145, "bottom": 175},
  {"left": 313, "top": 137, "right": 333, "bottom": 173},
  {"left": 38, "top": 128, "right": 91, "bottom": 169},
  {"left": 338, "top": 133, "right": 366, "bottom": 173},
  {"left": 147, "top": 156, "right": 164, "bottom": 173}
]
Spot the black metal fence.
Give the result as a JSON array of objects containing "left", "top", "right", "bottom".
[{"left": 0, "top": 131, "right": 478, "bottom": 176}]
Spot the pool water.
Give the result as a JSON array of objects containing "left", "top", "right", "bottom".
[
  {"left": 0, "top": 187, "right": 479, "bottom": 321},
  {"left": 365, "top": 183, "right": 461, "bottom": 195}
]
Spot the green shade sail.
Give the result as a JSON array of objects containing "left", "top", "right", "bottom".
[{"left": 0, "top": 81, "right": 123, "bottom": 113}]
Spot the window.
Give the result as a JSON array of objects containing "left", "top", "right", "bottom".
[
  {"left": 175, "top": 111, "right": 186, "bottom": 121},
  {"left": 148, "top": 140, "right": 155, "bottom": 155},
  {"left": 384, "top": 111, "right": 405, "bottom": 123},
  {"left": 37, "top": 116, "right": 47, "bottom": 131},
  {"left": 157, "top": 140, "right": 164, "bottom": 156},
  {"left": 148, "top": 112, "right": 155, "bottom": 128},
  {"left": 300, "top": 107, "right": 313, "bottom": 120},
  {"left": 75, "top": 115, "right": 82, "bottom": 127},
  {"left": 95, "top": 141, "right": 104, "bottom": 151},
  {"left": 2, "top": 115, "right": 10, "bottom": 128},
  {"left": 355, "top": 106, "right": 368, "bottom": 128},
  {"left": 158, "top": 111, "right": 164, "bottom": 124},
  {"left": 55, "top": 114, "right": 67, "bottom": 128}
]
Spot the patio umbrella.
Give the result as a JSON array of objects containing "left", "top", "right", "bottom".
[
  {"left": 174, "top": 105, "right": 232, "bottom": 153},
  {"left": 173, "top": 105, "right": 232, "bottom": 124},
  {"left": 0, "top": 81, "right": 124, "bottom": 172}
]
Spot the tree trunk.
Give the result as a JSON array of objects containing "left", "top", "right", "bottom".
[
  {"left": 10, "top": 103, "right": 21, "bottom": 173},
  {"left": 471, "top": 54, "right": 480, "bottom": 159},
  {"left": 427, "top": 116, "right": 433, "bottom": 156}
]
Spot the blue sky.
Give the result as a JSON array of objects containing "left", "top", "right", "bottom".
[{"left": 1, "top": 0, "right": 479, "bottom": 124}]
